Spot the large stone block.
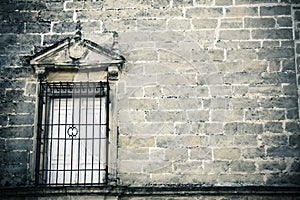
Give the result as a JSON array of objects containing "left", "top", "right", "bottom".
[
  {"left": 209, "top": 85, "right": 232, "bottom": 97},
  {"left": 0, "top": 163, "right": 28, "bottom": 187},
  {"left": 260, "top": 5, "right": 291, "bottom": 16},
  {"left": 244, "top": 17, "right": 276, "bottom": 28},
  {"left": 234, "top": 135, "right": 258, "bottom": 146},
  {"left": 186, "top": 7, "right": 223, "bottom": 18},
  {"left": 0, "top": 126, "right": 33, "bottom": 138},
  {"left": 191, "top": 49, "right": 224, "bottom": 62},
  {"left": 289, "top": 133, "right": 300, "bottom": 147},
  {"left": 187, "top": 110, "right": 209, "bottom": 122},
  {"left": 258, "top": 48, "right": 294, "bottom": 60},
  {"left": 245, "top": 109, "right": 286, "bottom": 121},
  {"left": 25, "top": 22, "right": 50, "bottom": 33},
  {"left": 190, "top": 147, "right": 212, "bottom": 160},
  {"left": 39, "top": 10, "right": 73, "bottom": 21},
  {"left": 217, "top": 61, "right": 267, "bottom": 73},
  {"left": 119, "top": 160, "right": 143, "bottom": 173},
  {"left": 192, "top": 19, "right": 218, "bottom": 29},
  {"left": 103, "top": 0, "right": 151, "bottom": 9},
  {"left": 203, "top": 161, "right": 230, "bottom": 173},
  {"left": 0, "top": 22, "right": 24, "bottom": 34},
  {"left": 252, "top": 29, "right": 293, "bottom": 39},
  {"left": 267, "top": 146, "right": 300, "bottom": 157},
  {"left": 156, "top": 135, "right": 208, "bottom": 148},
  {"left": 167, "top": 19, "right": 191, "bottom": 30},
  {"left": 210, "top": 109, "right": 243, "bottom": 122},
  {"left": 219, "top": 30, "right": 250, "bottom": 40},
  {"left": 124, "top": 74, "right": 156, "bottom": 87},
  {"left": 266, "top": 173, "right": 300, "bottom": 185},
  {"left": 150, "top": 31, "right": 185, "bottom": 42},
  {"left": 220, "top": 18, "right": 243, "bottom": 28},
  {"left": 119, "top": 136, "right": 155, "bottom": 148},
  {"left": 225, "top": 7, "right": 258, "bottom": 17},
  {"left": 103, "top": 19, "right": 137, "bottom": 32},
  {"left": 227, "top": 49, "right": 257, "bottom": 61},
  {"left": 149, "top": 147, "right": 165, "bottom": 161},
  {"left": 173, "top": 161, "right": 203, "bottom": 173},
  {"left": 213, "top": 148, "right": 241, "bottom": 160},
  {"left": 119, "top": 147, "right": 149, "bottom": 160},
  {"left": 119, "top": 173, "right": 151, "bottom": 185},
  {"left": 5, "top": 90, "right": 25, "bottom": 102},
  {"left": 5, "top": 139, "right": 33, "bottom": 151},
  {"left": 137, "top": 19, "right": 167, "bottom": 31},
  {"left": 224, "top": 122, "right": 263, "bottom": 135},
  {"left": 52, "top": 22, "right": 77, "bottom": 33},
  {"left": 127, "top": 49, "right": 158, "bottom": 61},
  {"left": 0, "top": 115, "right": 8, "bottom": 126},
  {"left": 8, "top": 114, "right": 34, "bottom": 125},
  {"left": 195, "top": 0, "right": 214, "bottom": 5},
  {"left": 173, "top": 0, "right": 193, "bottom": 7},
  {"left": 257, "top": 161, "right": 287, "bottom": 171},
  {"left": 236, "top": 0, "right": 278, "bottom": 4},
  {"left": 242, "top": 147, "right": 266, "bottom": 159},
  {"left": 230, "top": 161, "right": 256, "bottom": 172},
  {"left": 165, "top": 148, "right": 188, "bottom": 161},
  {"left": 218, "top": 174, "right": 264, "bottom": 185},
  {"left": 277, "top": 17, "right": 293, "bottom": 27},
  {"left": 8, "top": 11, "right": 39, "bottom": 22},
  {"left": 0, "top": 151, "right": 28, "bottom": 164},
  {"left": 285, "top": 122, "right": 300, "bottom": 133},
  {"left": 224, "top": 72, "right": 261, "bottom": 85},
  {"left": 185, "top": 30, "right": 216, "bottom": 41},
  {"left": 264, "top": 122, "right": 283, "bottom": 133},
  {"left": 208, "top": 134, "right": 234, "bottom": 147},
  {"left": 146, "top": 110, "right": 185, "bottom": 122},
  {"left": 261, "top": 72, "right": 296, "bottom": 84},
  {"left": 215, "top": 0, "right": 233, "bottom": 5},
  {"left": 258, "top": 97, "right": 298, "bottom": 109},
  {"left": 0, "top": 102, "right": 35, "bottom": 114},
  {"left": 203, "top": 97, "right": 230, "bottom": 109},
  {"left": 142, "top": 161, "right": 172, "bottom": 173},
  {"left": 42, "top": 34, "right": 73, "bottom": 46},
  {"left": 290, "top": 160, "right": 300, "bottom": 172}
]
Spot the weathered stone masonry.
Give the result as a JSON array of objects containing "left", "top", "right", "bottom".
[{"left": 0, "top": 0, "right": 300, "bottom": 198}]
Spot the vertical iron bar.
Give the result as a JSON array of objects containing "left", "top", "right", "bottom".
[
  {"left": 105, "top": 82, "right": 110, "bottom": 183},
  {"left": 70, "top": 84, "right": 75, "bottom": 185},
  {"left": 56, "top": 84, "right": 62, "bottom": 186},
  {"left": 91, "top": 82, "right": 95, "bottom": 184},
  {"left": 84, "top": 82, "right": 89, "bottom": 185},
  {"left": 77, "top": 82, "right": 82, "bottom": 184},
  {"left": 98, "top": 82, "right": 102, "bottom": 184},
  {"left": 63, "top": 82, "right": 68, "bottom": 186}
]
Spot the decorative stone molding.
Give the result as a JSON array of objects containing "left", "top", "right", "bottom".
[{"left": 30, "top": 22, "right": 125, "bottom": 82}]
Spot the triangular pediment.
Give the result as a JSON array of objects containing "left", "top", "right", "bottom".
[
  {"left": 30, "top": 37, "right": 124, "bottom": 69},
  {"left": 30, "top": 32, "right": 125, "bottom": 81}
]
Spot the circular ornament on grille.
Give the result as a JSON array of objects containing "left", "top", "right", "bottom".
[{"left": 67, "top": 126, "right": 78, "bottom": 137}]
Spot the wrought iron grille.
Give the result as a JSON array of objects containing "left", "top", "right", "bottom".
[{"left": 35, "top": 82, "right": 109, "bottom": 186}]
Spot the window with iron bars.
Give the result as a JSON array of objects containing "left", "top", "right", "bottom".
[{"left": 35, "top": 81, "right": 109, "bottom": 186}]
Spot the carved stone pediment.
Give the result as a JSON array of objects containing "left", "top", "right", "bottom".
[{"left": 30, "top": 32, "right": 125, "bottom": 81}]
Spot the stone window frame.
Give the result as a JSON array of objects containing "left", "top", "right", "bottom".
[{"left": 30, "top": 29, "right": 125, "bottom": 186}]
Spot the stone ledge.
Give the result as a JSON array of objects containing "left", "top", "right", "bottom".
[{"left": 1, "top": 185, "right": 300, "bottom": 197}]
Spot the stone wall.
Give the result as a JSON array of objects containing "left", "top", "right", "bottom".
[{"left": 0, "top": 0, "right": 300, "bottom": 195}]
